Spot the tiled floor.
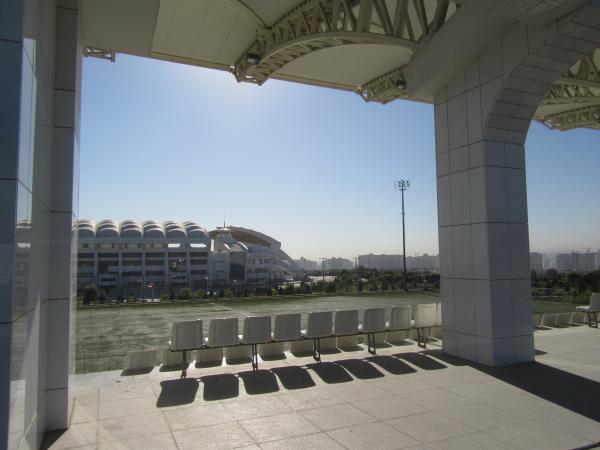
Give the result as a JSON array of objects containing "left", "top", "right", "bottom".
[{"left": 45, "top": 325, "right": 600, "bottom": 449}]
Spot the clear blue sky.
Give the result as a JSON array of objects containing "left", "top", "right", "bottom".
[{"left": 80, "top": 54, "right": 600, "bottom": 260}]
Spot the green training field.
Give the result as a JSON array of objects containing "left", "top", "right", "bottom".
[
  {"left": 75, "top": 292, "right": 439, "bottom": 373},
  {"left": 74, "top": 291, "right": 577, "bottom": 373}
]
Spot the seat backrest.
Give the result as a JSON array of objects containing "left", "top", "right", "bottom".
[
  {"left": 334, "top": 310, "right": 359, "bottom": 335},
  {"left": 413, "top": 303, "right": 437, "bottom": 328},
  {"left": 590, "top": 293, "right": 600, "bottom": 310},
  {"left": 242, "top": 316, "right": 272, "bottom": 344},
  {"left": 362, "top": 308, "right": 386, "bottom": 332},
  {"left": 389, "top": 305, "right": 411, "bottom": 330},
  {"left": 274, "top": 313, "right": 301, "bottom": 341},
  {"left": 207, "top": 318, "right": 238, "bottom": 347},
  {"left": 306, "top": 311, "right": 333, "bottom": 338},
  {"left": 170, "top": 320, "right": 203, "bottom": 351}
]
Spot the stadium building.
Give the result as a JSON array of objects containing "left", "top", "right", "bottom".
[{"left": 75, "top": 220, "right": 303, "bottom": 297}]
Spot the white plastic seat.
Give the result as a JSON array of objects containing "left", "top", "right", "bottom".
[
  {"left": 303, "top": 311, "right": 333, "bottom": 338},
  {"left": 207, "top": 318, "right": 238, "bottom": 347},
  {"left": 360, "top": 308, "right": 386, "bottom": 354},
  {"left": 334, "top": 310, "right": 359, "bottom": 335},
  {"left": 241, "top": 316, "right": 272, "bottom": 370},
  {"left": 261, "top": 313, "right": 301, "bottom": 358},
  {"left": 160, "top": 347, "right": 185, "bottom": 367},
  {"left": 576, "top": 293, "right": 600, "bottom": 311},
  {"left": 576, "top": 293, "right": 600, "bottom": 327},
  {"left": 541, "top": 313, "right": 556, "bottom": 327},
  {"left": 169, "top": 320, "right": 203, "bottom": 351},
  {"left": 555, "top": 312, "right": 570, "bottom": 326},
  {"left": 241, "top": 316, "right": 272, "bottom": 344},
  {"left": 302, "top": 311, "right": 333, "bottom": 362},
  {"left": 569, "top": 311, "right": 585, "bottom": 324},
  {"left": 334, "top": 310, "right": 359, "bottom": 349},
  {"left": 273, "top": 313, "right": 301, "bottom": 341},
  {"left": 125, "top": 350, "right": 156, "bottom": 371},
  {"left": 284, "top": 313, "right": 312, "bottom": 355},
  {"left": 361, "top": 308, "right": 386, "bottom": 332},
  {"left": 168, "top": 320, "right": 204, "bottom": 377},
  {"left": 386, "top": 305, "right": 411, "bottom": 345},
  {"left": 412, "top": 304, "right": 437, "bottom": 328},
  {"left": 412, "top": 303, "right": 437, "bottom": 348},
  {"left": 387, "top": 305, "right": 411, "bottom": 330}
]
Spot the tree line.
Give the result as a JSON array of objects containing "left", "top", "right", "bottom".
[
  {"left": 532, "top": 269, "right": 600, "bottom": 302},
  {"left": 79, "top": 268, "right": 440, "bottom": 305}
]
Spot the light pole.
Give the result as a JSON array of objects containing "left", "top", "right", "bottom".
[
  {"left": 394, "top": 180, "right": 410, "bottom": 292},
  {"left": 319, "top": 257, "right": 326, "bottom": 294}
]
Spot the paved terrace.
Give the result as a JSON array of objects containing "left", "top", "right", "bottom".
[{"left": 45, "top": 326, "right": 600, "bottom": 450}]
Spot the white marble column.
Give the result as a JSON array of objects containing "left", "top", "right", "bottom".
[
  {"left": 46, "top": 0, "right": 82, "bottom": 433},
  {"left": 436, "top": 4, "right": 600, "bottom": 366}
]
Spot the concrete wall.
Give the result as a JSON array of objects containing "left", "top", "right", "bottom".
[{"left": 0, "top": 0, "right": 80, "bottom": 447}]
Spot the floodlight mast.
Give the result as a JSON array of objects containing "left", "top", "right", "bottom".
[{"left": 394, "top": 180, "right": 410, "bottom": 292}]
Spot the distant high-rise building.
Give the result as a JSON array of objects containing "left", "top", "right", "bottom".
[
  {"left": 294, "top": 257, "right": 319, "bottom": 271},
  {"left": 530, "top": 252, "right": 544, "bottom": 273},
  {"left": 556, "top": 252, "right": 596, "bottom": 273},
  {"left": 358, "top": 254, "right": 403, "bottom": 270},
  {"left": 322, "top": 257, "right": 354, "bottom": 271},
  {"left": 357, "top": 253, "right": 439, "bottom": 271}
]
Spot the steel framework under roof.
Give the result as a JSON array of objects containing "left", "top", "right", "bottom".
[{"left": 81, "top": 0, "right": 600, "bottom": 131}]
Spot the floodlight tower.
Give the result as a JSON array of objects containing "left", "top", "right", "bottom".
[{"left": 394, "top": 180, "right": 410, "bottom": 292}]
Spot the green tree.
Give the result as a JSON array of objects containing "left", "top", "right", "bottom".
[
  {"left": 82, "top": 285, "right": 97, "bottom": 305},
  {"left": 176, "top": 288, "right": 193, "bottom": 300}
]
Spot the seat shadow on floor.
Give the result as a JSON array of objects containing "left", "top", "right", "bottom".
[
  {"left": 534, "top": 349, "right": 547, "bottom": 355},
  {"left": 156, "top": 378, "right": 199, "bottom": 407},
  {"left": 337, "top": 345, "right": 363, "bottom": 352},
  {"left": 238, "top": 369, "right": 279, "bottom": 395},
  {"left": 159, "top": 363, "right": 186, "bottom": 373},
  {"left": 335, "top": 359, "right": 385, "bottom": 379},
  {"left": 226, "top": 357, "right": 252, "bottom": 365},
  {"left": 321, "top": 348, "right": 343, "bottom": 355},
  {"left": 475, "top": 361, "right": 600, "bottom": 422},
  {"left": 120, "top": 367, "right": 154, "bottom": 376},
  {"left": 290, "top": 351, "right": 314, "bottom": 358},
  {"left": 201, "top": 373, "right": 239, "bottom": 401},
  {"left": 307, "top": 361, "right": 353, "bottom": 384},
  {"left": 195, "top": 360, "right": 224, "bottom": 368},
  {"left": 395, "top": 352, "right": 447, "bottom": 370},
  {"left": 366, "top": 355, "right": 417, "bottom": 375},
  {"left": 271, "top": 366, "right": 316, "bottom": 390},
  {"left": 260, "top": 353, "right": 287, "bottom": 361},
  {"left": 387, "top": 340, "right": 413, "bottom": 347},
  {"left": 422, "top": 349, "right": 467, "bottom": 366}
]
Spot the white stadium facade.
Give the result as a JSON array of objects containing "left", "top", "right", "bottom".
[{"left": 76, "top": 220, "right": 303, "bottom": 296}]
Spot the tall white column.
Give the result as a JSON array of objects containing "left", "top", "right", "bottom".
[
  {"left": 436, "top": 4, "right": 600, "bottom": 366},
  {"left": 46, "top": 1, "right": 81, "bottom": 432},
  {"left": 1, "top": 0, "right": 80, "bottom": 447}
]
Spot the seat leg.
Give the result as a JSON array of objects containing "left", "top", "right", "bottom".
[
  {"left": 180, "top": 350, "right": 187, "bottom": 379},
  {"left": 251, "top": 344, "right": 259, "bottom": 371},
  {"left": 417, "top": 329, "right": 426, "bottom": 348},
  {"left": 313, "top": 338, "right": 321, "bottom": 363},
  {"left": 586, "top": 312, "right": 598, "bottom": 328},
  {"left": 367, "top": 332, "right": 376, "bottom": 355}
]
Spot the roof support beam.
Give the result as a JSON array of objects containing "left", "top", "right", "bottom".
[{"left": 233, "top": 0, "right": 457, "bottom": 85}]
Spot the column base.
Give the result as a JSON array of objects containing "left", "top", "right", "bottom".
[{"left": 442, "top": 330, "right": 534, "bottom": 366}]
